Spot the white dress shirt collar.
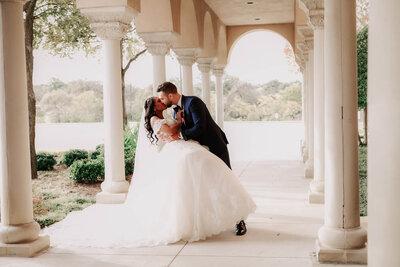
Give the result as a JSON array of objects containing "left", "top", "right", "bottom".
[{"left": 177, "top": 95, "right": 182, "bottom": 108}]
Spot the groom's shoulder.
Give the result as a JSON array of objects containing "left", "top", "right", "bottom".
[{"left": 185, "top": 95, "right": 204, "bottom": 105}]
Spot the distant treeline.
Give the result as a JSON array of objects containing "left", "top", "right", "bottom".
[{"left": 35, "top": 77, "right": 301, "bottom": 123}]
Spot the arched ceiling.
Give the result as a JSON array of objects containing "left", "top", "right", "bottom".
[{"left": 203, "top": 0, "right": 295, "bottom": 26}]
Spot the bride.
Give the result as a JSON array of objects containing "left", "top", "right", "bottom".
[{"left": 44, "top": 97, "right": 256, "bottom": 248}]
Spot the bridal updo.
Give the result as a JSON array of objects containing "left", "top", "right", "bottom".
[{"left": 144, "top": 97, "right": 159, "bottom": 144}]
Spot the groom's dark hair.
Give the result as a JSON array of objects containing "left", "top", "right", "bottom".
[{"left": 157, "top": 82, "right": 177, "bottom": 94}]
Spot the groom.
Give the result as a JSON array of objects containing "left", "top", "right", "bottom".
[{"left": 157, "top": 81, "right": 247, "bottom": 236}]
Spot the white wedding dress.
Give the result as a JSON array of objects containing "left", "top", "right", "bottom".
[{"left": 43, "top": 117, "right": 256, "bottom": 248}]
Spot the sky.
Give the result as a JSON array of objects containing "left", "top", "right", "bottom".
[{"left": 33, "top": 31, "right": 302, "bottom": 88}]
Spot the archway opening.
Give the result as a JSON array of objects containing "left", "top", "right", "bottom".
[{"left": 221, "top": 30, "right": 303, "bottom": 161}]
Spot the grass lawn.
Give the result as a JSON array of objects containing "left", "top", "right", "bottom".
[
  {"left": 359, "top": 145, "right": 367, "bottom": 216},
  {"left": 32, "top": 155, "right": 101, "bottom": 228}
]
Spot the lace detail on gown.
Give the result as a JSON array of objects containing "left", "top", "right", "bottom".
[{"left": 153, "top": 118, "right": 166, "bottom": 136}]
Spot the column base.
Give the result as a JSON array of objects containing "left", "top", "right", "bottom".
[
  {"left": 315, "top": 239, "right": 367, "bottom": 264},
  {"left": 318, "top": 226, "right": 367, "bottom": 250},
  {"left": 308, "top": 180, "right": 324, "bottom": 204},
  {"left": 305, "top": 161, "right": 314, "bottom": 178},
  {"left": 308, "top": 189, "right": 324, "bottom": 204},
  {"left": 0, "top": 235, "right": 49, "bottom": 257},
  {"left": 302, "top": 149, "right": 309, "bottom": 163},
  {"left": 96, "top": 191, "right": 127, "bottom": 204}
]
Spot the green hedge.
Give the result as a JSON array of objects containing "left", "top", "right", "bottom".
[
  {"left": 36, "top": 152, "right": 57, "bottom": 171},
  {"left": 61, "top": 149, "right": 88, "bottom": 166},
  {"left": 124, "top": 125, "right": 139, "bottom": 175},
  {"left": 359, "top": 145, "right": 368, "bottom": 216},
  {"left": 69, "top": 159, "right": 104, "bottom": 184}
]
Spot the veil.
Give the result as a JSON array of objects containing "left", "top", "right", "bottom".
[{"left": 127, "top": 109, "right": 160, "bottom": 194}]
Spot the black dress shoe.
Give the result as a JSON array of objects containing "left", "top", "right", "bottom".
[{"left": 235, "top": 220, "right": 247, "bottom": 236}]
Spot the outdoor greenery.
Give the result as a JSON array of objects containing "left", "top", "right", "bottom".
[
  {"left": 357, "top": 26, "right": 368, "bottom": 145},
  {"left": 33, "top": 162, "right": 99, "bottom": 228},
  {"left": 223, "top": 77, "right": 302, "bottom": 121},
  {"left": 36, "top": 152, "right": 57, "bottom": 171},
  {"left": 24, "top": 0, "right": 146, "bottom": 178},
  {"left": 35, "top": 77, "right": 301, "bottom": 123},
  {"left": 34, "top": 125, "right": 139, "bottom": 228},
  {"left": 60, "top": 149, "right": 89, "bottom": 166},
  {"left": 357, "top": 26, "right": 368, "bottom": 111},
  {"left": 69, "top": 159, "right": 104, "bottom": 184},
  {"left": 124, "top": 125, "right": 139, "bottom": 175},
  {"left": 359, "top": 145, "right": 368, "bottom": 216}
]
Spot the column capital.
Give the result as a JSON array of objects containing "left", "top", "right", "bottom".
[
  {"left": 213, "top": 65, "right": 226, "bottom": 77},
  {"left": 146, "top": 43, "right": 170, "bottom": 56},
  {"left": 297, "top": 25, "right": 314, "bottom": 50},
  {"left": 197, "top": 57, "right": 215, "bottom": 73},
  {"left": 296, "top": 41, "right": 308, "bottom": 54},
  {"left": 139, "top": 32, "right": 176, "bottom": 56},
  {"left": 308, "top": 10, "right": 324, "bottom": 29},
  {"left": 78, "top": 5, "right": 136, "bottom": 40},
  {"left": 305, "top": 39, "right": 314, "bottom": 50},
  {"left": 0, "top": 0, "right": 28, "bottom": 3},
  {"left": 297, "top": 25, "right": 314, "bottom": 40},
  {"left": 295, "top": 54, "right": 306, "bottom": 70},
  {"left": 90, "top": 22, "right": 130, "bottom": 40},
  {"left": 173, "top": 48, "right": 199, "bottom": 66},
  {"left": 299, "top": 0, "right": 324, "bottom": 29}
]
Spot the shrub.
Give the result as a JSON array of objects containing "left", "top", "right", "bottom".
[
  {"left": 90, "top": 144, "right": 104, "bottom": 160},
  {"left": 69, "top": 159, "right": 104, "bottom": 184},
  {"left": 124, "top": 125, "right": 139, "bottom": 175},
  {"left": 61, "top": 149, "right": 88, "bottom": 166},
  {"left": 359, "top": 146, "right": 368, "bottom": 216},
  {"left": 89, "top": 124, "right": 139, "bottom": 177},
  {"left": 36, "top": 152, "right": 57, "bottom": 171}
]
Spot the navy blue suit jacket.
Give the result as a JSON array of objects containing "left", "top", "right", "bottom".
[{"left": 174, "top": 95, "right": 231, "bottom": 168}]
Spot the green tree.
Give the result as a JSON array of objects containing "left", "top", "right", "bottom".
[
  {"left": 24, "top": 0, "right": 97, "bottom": 178},
  {"left": 24, "top": 0, "right": 145, "bottom": 178},
  {"left": 121, "top": 26, "right": 147, "bottom": 127},
  {"left": 40, "top": 90, "right": 73, "bottom": 122},
  {"left": 357, "top": 25, "right": 368, "bottom": 145}
]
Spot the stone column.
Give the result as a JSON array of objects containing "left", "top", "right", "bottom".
[
  {"left": 197, "top": 58, "right": 214, "bottom": 107},
  {"left": 302, "top": 59, "right": 309, "bottom": 163},
  {"left": 213, "top": 65, "right": 225, "bottom": 128},
  {"left": 298, "top": 25, "right": 314, "bottom": 178},
  {"left": 79, "top": 5, "right": 136, "bottom": 204},
  {"left": 174, "top": 48, "right": 197, "bottom": 96},
  {"left": 316, "top": 0, "right": 367, "bottom": 263},
  {"left": 369, "top": 0, "right": 400, "bottom": 266},
  {"left": 305, "top": 46, "right": 314, "bottom": 178},
  {"left": 297, "top": 41, "right": 309, "bottom": 163},
  {"left": 300, "top": 62, "right": 307, "bottom": 161},
  {"left": 140, "top": 33, "right": 175, "bottom": 96},
  {"left": 302, "top": 0, "right": 325, "bottom": 203},
  {"left": 0, "top": 0, "right": 49, "bottom": 256}
]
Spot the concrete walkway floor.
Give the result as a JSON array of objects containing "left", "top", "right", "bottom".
[{"left": 0, "top": 160, "right": 367, "bottom": 267}]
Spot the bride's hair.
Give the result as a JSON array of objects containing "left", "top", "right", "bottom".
[{"left": 144, "top": 97, "right": 159, "bottom": 144}]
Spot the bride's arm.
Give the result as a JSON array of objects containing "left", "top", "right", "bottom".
[{"left": 150, "top": 116, "right": 183, "bottom": 136}]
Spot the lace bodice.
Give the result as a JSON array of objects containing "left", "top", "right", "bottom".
[
  {"left": 153, "top": 118, "right": 167, "bottom": 137},
  {"left": 153, "top": 118, "right": 177, "bottom": 146}
]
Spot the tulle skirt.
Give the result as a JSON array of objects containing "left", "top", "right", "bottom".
[{"left": 43, "top": 140, "right": 256, "bottom": 248}]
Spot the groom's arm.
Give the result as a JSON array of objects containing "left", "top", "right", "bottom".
[{"left": 181, "top": 98, "right": 207, "bottom": 140}]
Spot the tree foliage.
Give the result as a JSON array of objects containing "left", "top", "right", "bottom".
[
  {"left": 357, "top": 26, "right": 368, "bottom": 110},
  {"left": 222, "top": 77, "right": 302, "bottom": 121},
  {"left": 32, "top": 0, "right": 99, "bottom": 56},
  {"left": 356, "top": 0, "right": 369, "bottom": 32}
]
